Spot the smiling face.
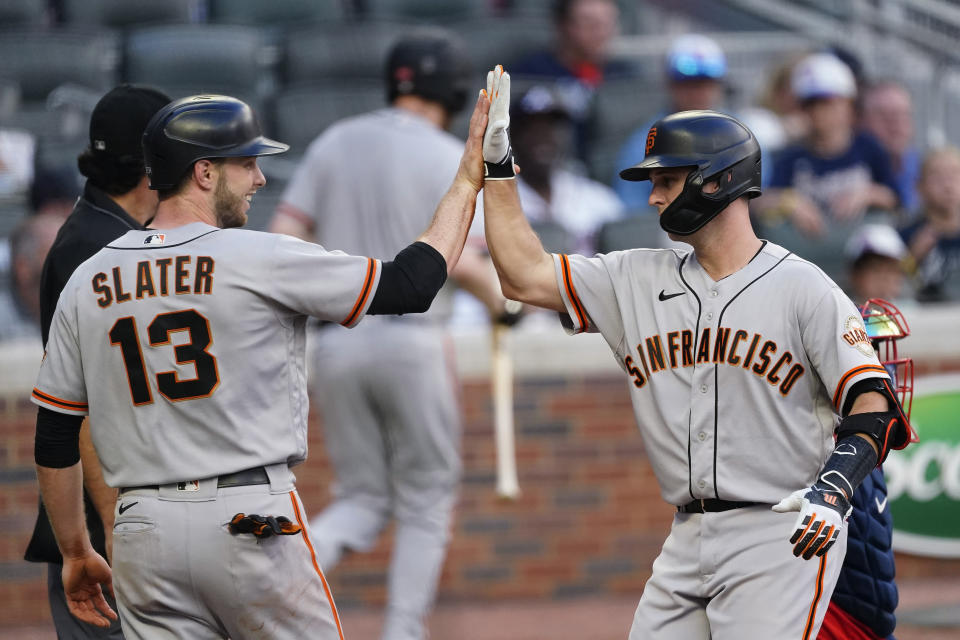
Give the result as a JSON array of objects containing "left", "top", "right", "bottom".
[{"left": 212, "top": 157, "right": 265, "bottom": 229}]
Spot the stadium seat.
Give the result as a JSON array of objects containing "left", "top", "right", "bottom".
[
  {"left": 0, "top": 28, "right": 120, "bottom": 103},
  {"left": 448, "top": 16, "right": 553, "bottom": 74},
  {"left": 363, "top": 0, "right": 486, "bottom": 22},
  {"left": 585, "top": 75, "right": 661, "bottom": 182},
  {"left": 271, "top": 81, "right": 386, "bottom": 154},
  {"left": 0, "top": 0, "right": 48, "bottom": 27},
  {"left": 59, "top": 0, "right": 196, "bottom": 28},
  {"left": 125, "top": 25, "right": 275, "bottom": 102},
  {"left": 208, "top": 0, "right": 348, "bottom": 26},
  {"left": 596, "top": 215, "right": 665, "bottom": 253},
  {"left": 283, "top": 22, "right": 413, "bottom": 83}
]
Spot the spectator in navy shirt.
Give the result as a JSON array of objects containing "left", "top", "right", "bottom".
[
  {"left": 757, "top": 53, "right": 899, "bottom": 237},
  {"left": 511, "top": 0, "right": 632, "bottom": 162},
  {"left": 861, "top": 81, "right": 922, "bottom": 219},
  {"left": 900, "top": 147, "right": 960, "bottom": 302}
]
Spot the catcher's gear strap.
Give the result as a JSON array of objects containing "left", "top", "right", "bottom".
[
  {"left": 228, "top": 513, "right": 302, "bottom": 539},
  {"left": 367, "top": 241, "right": 447, "bottom": 315},
  {"left": 814, "top": 435, "right": 878, "bottom": 505},
  {"left": 34, "top": 406, "right": 83, "bottom": 468},
  {"left": 839, "top": 378, "right": 911, "bottom": 460}
]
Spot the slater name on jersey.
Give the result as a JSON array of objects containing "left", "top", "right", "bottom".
[
  {"left": 623, "top": 326, "right": 807, "bottom": 396},
  {"left": 91, "top": 255, "right": 215, "bottom": 308}
]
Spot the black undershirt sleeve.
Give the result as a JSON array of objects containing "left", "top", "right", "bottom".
[
  {"left": 35, "top": 406, "right": 84, "bottom": 468},
  {"left": 367, "top": 241, "right": 448, "bottom": 315}
]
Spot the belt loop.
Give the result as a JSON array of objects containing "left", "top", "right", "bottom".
[{"left": 264, "top": 463, "right": 295, "bottom": 493}]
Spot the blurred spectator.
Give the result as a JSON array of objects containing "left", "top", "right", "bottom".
[
  {"left": 757, "top": 53, "right": 899, "bottom": 237},
  {"left": 0, "top": 127, "right": 36, "bottom": 198},
  {"left": 512, "top": 85, "right": 623, "bottom": 254},
  {"left": 755, "top": 55, "right": 809, "bottom": 145},
  {"left": 899, "top": 147, "right": 960, "bottom": 302},
  {"left": 511, "top": 0, "right": 631, "bottom": 161},
  {"left": 845, "top": 223, "right": 909, "bottom": 304},
  {"left": 861, "top": 80, "right": 922, "bottom": 217},
  {"left": 0, "top": 213, "right": 62, "bottom": 342},
  {"left": 29, "top": 166, "right": 81, "bottom": 220},
  {"left": 614, "top": 34, "right": 728, "bottom": 212}
]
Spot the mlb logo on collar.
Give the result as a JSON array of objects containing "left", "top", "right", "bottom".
[{"left": 144, "top": 233, "right": 166, "bottom": 245}]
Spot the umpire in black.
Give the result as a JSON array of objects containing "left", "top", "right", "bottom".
[{"left": 25, "top": 84, "right": 170, "bottom": 638}]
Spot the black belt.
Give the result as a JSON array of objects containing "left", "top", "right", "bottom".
[
  {"left": 677, "top": 499, "right": 760, "bottom": 514},
  {"left": 120, "top": 466, "right": 270, "bottom": 494}
]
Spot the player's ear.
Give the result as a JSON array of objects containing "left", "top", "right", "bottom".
[{"left": 193, "top": 159, "right": 218, "bottom": 191}]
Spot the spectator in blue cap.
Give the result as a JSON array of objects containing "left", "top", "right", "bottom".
[
  {"left": 613, "top": 34, "right": 728, "bottom": 213},
  {"left": 756, "top": 53, "right": 899, "bottom": 237}
]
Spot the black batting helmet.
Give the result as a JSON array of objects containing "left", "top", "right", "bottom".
[
  {"left": 143, "top": 95, "right": 289, "bottom": 190},
  {"left": 385, "top": 29, "right": 471, "bottom": 115},
  {"left": 619, "top": 110, "right": 761, "bottom": 235}
]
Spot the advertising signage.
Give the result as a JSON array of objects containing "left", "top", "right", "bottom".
[{"left": 887, "top": 374, "right": 960, "bottom": 557}]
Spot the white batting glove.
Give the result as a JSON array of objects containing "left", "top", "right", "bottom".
[
  {"left": 482, "top": 65, "right": 515, "bottom": 180},
  {"left": 773, "top": 485, "right": 850, "bottom": 560}
]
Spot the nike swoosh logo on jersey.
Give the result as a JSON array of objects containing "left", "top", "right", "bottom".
[
  {"left": 875, "top": 496, "right": 888, "bottom": 513},
  {"left": 118, "top": 501, "right": 138, "bottom": 515},
  {"left": 658, "top": 290, "right": 686, "bottom": 301}
]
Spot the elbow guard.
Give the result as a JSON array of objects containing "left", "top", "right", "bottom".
[
  {"left": 367, "top": 241, "right": 447, "bottom": 315},
  {"left": 35, "top": 406, "right": 84, "bottom": 468},
  {"left": 838, "top": 377, "right": 912, "bottom": 463}
]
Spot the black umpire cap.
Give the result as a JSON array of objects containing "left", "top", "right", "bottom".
[{"left": 88, "top": 85, "right": 171, "bottom": 161}]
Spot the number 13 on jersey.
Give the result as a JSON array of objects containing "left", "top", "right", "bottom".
[{"left": 109, "top": 309, "right": 220, "bottom": 406}]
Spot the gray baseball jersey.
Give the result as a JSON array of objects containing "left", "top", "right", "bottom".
[
  {"left": 278, "top": 107, "right": 481, "bottom": 322},
  {"left": 32, "top": 222, "right": 380, "bottom": 487},
  {"left": 554, "top": 240, "right": 887, "bottom": 638},
  {"left": 554, "top": 241, "right": 888, "bottom": 506}
]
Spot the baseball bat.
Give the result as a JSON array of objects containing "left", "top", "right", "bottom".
[{"left": 491, "top": 323, "right": 520, "bottom": 499}]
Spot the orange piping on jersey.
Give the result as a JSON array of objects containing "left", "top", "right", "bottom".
[
  {"left": 560, "top": 254, "right": 589, "bottom": 332},
  {"left": 832, "top": 364, "right": 888, "bottom": 411},
  {"left": 802, "top": 554, "right": 828, "bottom": 639},
  {"left": 31, "top": 389, "right": 88, "bottom": 411},
  {"left": 341, "top": 258, "right": 377, "bottom": 327},
  {"left": 289, "top": 492, "right": 345, "bottom": 640}
]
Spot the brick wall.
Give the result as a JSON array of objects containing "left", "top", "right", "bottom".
[{"left": 3, "top": 359, "right": 960, "bottom": 625}]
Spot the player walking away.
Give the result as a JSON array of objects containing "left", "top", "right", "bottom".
[
  {"left": 819, "top": 299, "right": 915, "bottom": 640},
  {"left": 25, "top": 84, "right": 170, "bottom": 640},
  {"left": 31, "top": 91, "right": 491, "bottom": 640},
  {"left": 479, "top": 65, "right": 913, "bottom": 639},
  {"left": 269, "top": 29, "right": 515, "bottom": 640}
]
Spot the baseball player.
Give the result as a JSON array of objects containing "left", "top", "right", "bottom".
[
  {"left": 479, "top": 66, "right": 913, "bottom": 639},
  {"left": 269, "top": 29, "right": 513, "bottom": 640},
  {"left": 31, "top": 92, "right": 491, "bottom": 639}
]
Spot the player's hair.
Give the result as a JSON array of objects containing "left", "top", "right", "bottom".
[
  {"left": 156, "top": 158, "right": 225, "bottom": 202},
  {"left": 77, "top": 148, "right": 146, "bottom": 196}
]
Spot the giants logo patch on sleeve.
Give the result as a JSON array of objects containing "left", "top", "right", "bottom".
[{"left": 842, "top": 315, "right": 874, "bottom": 357}]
